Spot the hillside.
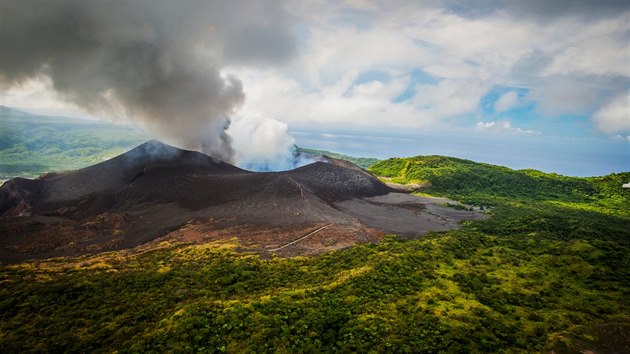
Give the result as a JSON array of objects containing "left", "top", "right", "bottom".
[
  {"left": 1, "top": 122, "right": 628, "bottom": 352},
  {"left": 0, "top": 106, "right": 148, "bottom": 180},
  {"left": 369, "top": 155, "right": 630, "bottom": 208},
  {"left": 2, "top": 152, "right": 629, "bottom": 352},
  {"left": 1, "top": 140, "right": 417, "bottom": 262}
]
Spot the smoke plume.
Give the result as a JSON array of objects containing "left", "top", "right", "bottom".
[{"left": 0, "top": 0, "right": 295, "bottom": 163}]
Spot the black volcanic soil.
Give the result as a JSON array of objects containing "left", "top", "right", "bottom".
[{"left": 0, "top": 140, "right": 485, "bottom": 263}]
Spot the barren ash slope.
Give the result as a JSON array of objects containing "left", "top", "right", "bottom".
[{"left": 0, "top": 140, "right": 483, "bottom": 263}]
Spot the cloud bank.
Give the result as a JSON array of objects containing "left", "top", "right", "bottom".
[{"left": 232, "top": 0, "right": 629, "bottom": 136}]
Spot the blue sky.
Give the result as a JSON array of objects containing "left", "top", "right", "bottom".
[
  {"left": 228, "top": 1, "right": 629, "bottom": 176},
  {"left": 291, "top": 129, "right": 629, "bottom": 177},
  {"left": 1, "top": 0, "right": 628, "bottom": 175}
]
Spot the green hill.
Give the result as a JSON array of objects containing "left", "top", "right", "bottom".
[
  {"left": 2, "top": 118, "right": 629, "bottom": 352},
  {"left": 0, "top": 106, "right": 148, "bottom": 180},
  {"left": 369, "top": 155, "right": 630, "bottom": 208}
]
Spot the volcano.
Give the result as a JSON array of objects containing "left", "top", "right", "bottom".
[{"left": 0, "top": 141, "right": 484, "bottom": 263}]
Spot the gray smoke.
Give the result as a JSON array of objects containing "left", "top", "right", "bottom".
[{"left": 0, "top": 0, "right": 296, "bottom": 163}]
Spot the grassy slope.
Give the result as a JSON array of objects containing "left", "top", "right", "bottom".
[
  {"left": 2, "top": 156, "right": 629, "bottom": 352},
  {"left": 369, "top": 155, "right": 630, "bottom": 210}
]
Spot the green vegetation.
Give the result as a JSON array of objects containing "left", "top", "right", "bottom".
[
  {"left": 297, "top": 146, "right": 380, "bottom": 169},
  {"left": 2, "top": 155, "right": 629, "bottom": 352},
  {"left": 370, "top": 155, "right": 629, "bottom": 210},
  {"left": 0, "top": 106, "right": 147, "bottom": 180}
]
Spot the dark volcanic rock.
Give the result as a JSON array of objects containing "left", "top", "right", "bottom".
[
  {"left": 1, "top": 141, "right": 389, "bottom": 216},
  {"left": 38, "top": 140, "right": 243, "bottom": 204},
  {"left": 0, "top": 178, "right": 42, "bottom": 216},
  {"left": 289, "top": 162, "right": 390, "bottom": 202},
  {"left": 0, "top": 140, "right": 392, "bottom": 262}
]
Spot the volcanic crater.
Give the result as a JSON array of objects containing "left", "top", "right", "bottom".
[{"left": 0, "top": 140, "right": 484, "bottom": 263}]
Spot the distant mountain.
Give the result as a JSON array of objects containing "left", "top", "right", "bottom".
[
  {"left": 0, "top": 105, "right": 30, "bottom": 117},
  {"left": 296, "top": 146, "right": 379, "bottom": 169},
  {"left": 0, "top": 106, "right": 148, "bottom": 180}
]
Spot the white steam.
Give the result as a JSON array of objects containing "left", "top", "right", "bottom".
[{"left": 230, "top": 115, "right": 317, "bottom": 171}]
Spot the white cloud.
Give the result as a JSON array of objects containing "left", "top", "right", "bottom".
[
  {"left": 254, "top": 3, "right": 629, "bottom": 133},
  {"left": 526, "top": 79, "right": 601, "bottom": 116},
  {"left": 233, "top": 66, "right": 487, "bottom": 132},
  {"left": 0, "top": 76, "right": 90, "bottom": 118},
  {"left": 610, "top": 134, "right": 630, "bottom": 142},
  {"left": 475, "top": 120, "right": 541, "bottom": 135},
  {"left": 238, "top": 69, "right": 384, "bottom": 124},
  {"left": 592, "top": 91, "right": 630, "bottom": 133},
  {"left": 543, "top": 14, "right": 630, "bottom": 77},
  {"left": 299, "top": 27, "right": 434, "bottom": 86},
  {"left": 494, "top": 91, "right": 520, "bottom": 112},
  {"left": 413, "top": 78, "right": 489, "bottom": 120},
  {"left": 400, "top": 9, "right": 534, "bottom": 78}
]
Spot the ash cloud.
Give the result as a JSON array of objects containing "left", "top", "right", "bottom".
[{"left": 0, "top": 0, "right": 296, "bottom": 163}]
